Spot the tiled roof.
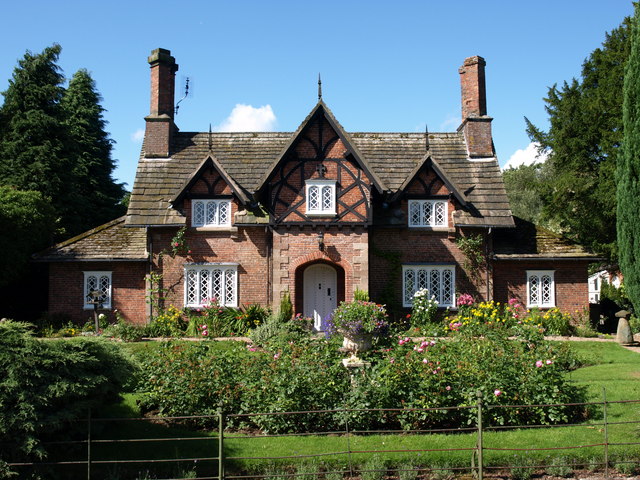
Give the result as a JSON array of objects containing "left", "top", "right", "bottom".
[
  {"left": 126, "top": 127, "right": 514, "bottom": 228},
  {"left": 493, "top": 217, "right": 599, "bottom": 259},
  {"left": 34, "top": 217, "right": 147, "bottom": 262}
]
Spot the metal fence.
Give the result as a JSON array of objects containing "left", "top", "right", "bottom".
[{"left": 7, "top": 390, "right": 640, "bottom": 480}]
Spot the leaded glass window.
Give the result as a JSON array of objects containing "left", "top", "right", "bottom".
[
  {"left": 402, "top": 265, "right": 455, "bottom": 307},
  {"left": 306, "top": 180, "right": 335, "bottom": 214},
  {"left": 408, "top": 200, "right": 448, "bottom": 227},
  {"left": 184, "top": 264, "right": 238, "bottom": 307},
  {"left": 84, "top": 271, "right": 112, "bottom": 309},
  {"left": 527, "top": 271, "right": 555, "bottom": 308},
  {"left": 192, "top": 200, "right": 232, "bottom": 227}
]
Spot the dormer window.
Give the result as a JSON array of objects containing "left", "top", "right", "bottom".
[
  {"left": 192, "top": 199, "right": 231, "bottom": 227},
  {"left": 306, "top": 180, "right": 336, "bottom": 215},
  {"left": 408, "top": 199, "right": 448, "bottom": 227}
]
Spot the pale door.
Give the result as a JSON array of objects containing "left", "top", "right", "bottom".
[{"left": 303, "top": 264, "right": 337, "bottom": 331}]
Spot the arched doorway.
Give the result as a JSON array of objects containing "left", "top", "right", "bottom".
[{"left": 303, "top": 263, "right": 337, "bottom": 331}]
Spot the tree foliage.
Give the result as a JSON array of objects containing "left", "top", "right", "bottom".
[
  {"left": 526, "top": 17, "right": 631, "bottom": 263},
  {"left": 502, "top": 162, "right": 552, "bottom": 226},
  {"left": 0, "top": 320, "right": 138, "bottom": 475},
  {"left": 617, "top": 5, "right": 640, "bottom": 313},
  {"left": 0, "top": 186, "right": 56, "bottom": 286},
  {"left": 0, "top": 45, "right": 127, "bottom": 291},
  {"left": 60, "top": 69, "right": 126, "bottom": 234},
  {"left": 0, "top": 45, "right": 126, "bottom": 239}
]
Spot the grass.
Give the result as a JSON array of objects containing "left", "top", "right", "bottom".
[{"left": 27, "top": 340, "right": 640, "bottom": 479}]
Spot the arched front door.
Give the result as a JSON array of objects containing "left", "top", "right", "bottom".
[{"left": 303, "top": 263, "right": 337, "bottom": 331}]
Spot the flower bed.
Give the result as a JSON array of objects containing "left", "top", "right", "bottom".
[{"left": 137, "top": 320, "right": 588, "bottom": 433}]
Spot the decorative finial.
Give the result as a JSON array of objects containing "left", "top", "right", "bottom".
[
  {"left": 208, "top": 124, "right": 212, "bottom": 151},
  {"left": 425, "top": 124, "right": 430, "bottom": 151},
  {"left": 318, "top": 73, "right": 322, "bottom": 101}
]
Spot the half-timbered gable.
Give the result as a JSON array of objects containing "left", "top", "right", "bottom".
[
  {"left": 260, "top": 102, "right": 383, "bottom": 226},
  {"left": 36, "top": 49, "right": 597, "bottom": 326}
]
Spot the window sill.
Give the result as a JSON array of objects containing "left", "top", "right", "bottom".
[
  {"left": 83, "top": 305, "right": 111, "bottom": 311},
  {"left": 306, "top": 212, "right": 337, "bottom": 218},
  {"left": 526, "top": 304, "right": 556, "bottom": 309},
  {"left": 407, "top": 226, "right": 450, "bottom": 232},
  {"left": 193, "top": 226, "right": 237, "bottom": 233}
]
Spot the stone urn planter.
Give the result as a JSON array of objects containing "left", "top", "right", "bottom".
[{"left": 342, "top": 332, "right": 374, "bottom": 353}]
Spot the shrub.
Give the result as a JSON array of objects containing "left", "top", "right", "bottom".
[
  {"left": 409, "top": 288, "right": 439, "bottom": 328},
  {"left": 545, "top": 456, "right": 573, "bottom": 477},
  {"left": 354, "top": 289, "right": 370, "bottom": 301},
  {"left": 147, "top": 305, "right": 186, "bottom": 337},
  {"left": 186, "top": 301, "right": 271, "bottom": 338},
  {"left": 0, "top": 320, "right": 138, "bottom": 473},
  {"left": 250, "top": 315, "right": 308, "bottom": 347},
  {"left": 137, "top": 325, "right": 588, "bottom": 434},
  {"left": 277, "top": 291, "right": 293, "bottom": 322},
  {"left": 138, "top": 339, "right": 350, "bottom": 432},
  {"left": 103, "top": 318, "right": 145, "bottom": 342},
  {"left": 529, "top": 307, "right": 574, "bottom": 336}
]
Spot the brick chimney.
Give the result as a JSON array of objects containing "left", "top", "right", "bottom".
[
  {"left": 457, "top": 56, "right": 494, "bottom": 158},
  {"left": 144, "top": 48, "right": 178, "bottom": 158}
]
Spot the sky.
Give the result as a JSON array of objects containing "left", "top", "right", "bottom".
[{"left": 0, "top": 0, "right": 635, "bottom": 190}]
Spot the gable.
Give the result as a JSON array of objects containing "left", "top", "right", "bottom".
[{"left": 263, "top": 105, "right": 380, "bottom": 225}]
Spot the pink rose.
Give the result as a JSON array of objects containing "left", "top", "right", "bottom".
[
  {"left": 494, "top": 389, "right": 502, "bottom": 397},
  {"left": 536, "top": 360, "right": 543, "bottom": 368}
]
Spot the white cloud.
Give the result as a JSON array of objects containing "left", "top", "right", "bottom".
[
  {"left": 215, "top": 104, "right": 277, "bottom": 132},
  {"left": 439, "top": 113, "right": 461, "bottom": 131},
  {"left": 503, "top": 142, "right": 549, "bottom": 170},
  {"left": 131, "top": 128, "right": 145, "bottom": 143}
]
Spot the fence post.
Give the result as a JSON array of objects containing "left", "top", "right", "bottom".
[
  {"left": 86, "top": 409, "right": 92, "bottom": 480},
  {"left": 476, "top": 391, "right": 483, "bottom": 480},
  {"left": 603, "top": 387, "right": 608, "bottom": 479},
  {"left": 218, "top": 404, "right": 225, "bottom": 480},
  {"left": 344, "top": 408, "right": 354, "bottom": 478}
]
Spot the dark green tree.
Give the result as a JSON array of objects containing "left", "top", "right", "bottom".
[
  {"left": 0, "top": 44, "right": 74, "bottom": 223},
  {"left": 526, "top": 17, "right": 631, "bottom": 263},
  {"left": 0, "top": 186, "right": 56, "bottom": 287},
  {"left": 617, "top": 5, "right": 640, "bottom": 312},
  {"left": 61, "top": 69, "right": 126, "bottom": 234}
]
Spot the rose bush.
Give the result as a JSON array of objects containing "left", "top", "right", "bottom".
[{"left": 137, "top": 323, "right": 588, "bottom": 433}]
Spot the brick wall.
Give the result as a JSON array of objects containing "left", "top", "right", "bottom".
[
  {"left": 48, "top": 261, "right": 147, "bottom": 325},
  {"left": 493, "top": 260, "right": 590, "bottom": 314},
  {"left": 151, "top": 225, "right": 270, "bottom": 310},
  {"left": 272, "top": 226, "right": 367, "bottom": 314},
  {"left": 369, "top": 227, "right": 487, "bottom": 310}
]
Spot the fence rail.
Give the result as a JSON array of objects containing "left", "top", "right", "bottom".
[{"left": 7, "top": 389, "right": 640, "bottom": 480}]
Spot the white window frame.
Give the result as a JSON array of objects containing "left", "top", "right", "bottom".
[
  {"left": 402, "top": 265, "right": 455, "bottom": 308},
  {"left": 191, "top": 199, "right": 232, "bottom": 227},
  {"left": 306, "top": 180, "right": 336, "bottom": 215},
  {"left": 83, "top": 271, "right": 112, "bottom": 310},
  {"left": 408, "top": 199, "right": 448, "bottom": 227},
  {"left": 527, "top": 270, "right": 555, "bottom": 308},
  {"left": 184, "top": 264, "right": 238, "bottom": 308}
]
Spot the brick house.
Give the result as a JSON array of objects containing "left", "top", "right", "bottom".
[{"left": 36, "top": 49, "right": 597, "bottom": 326}]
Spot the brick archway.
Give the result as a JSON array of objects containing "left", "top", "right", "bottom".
[{"left": 292, "top": 253, "right": 350, "bottom": 319}]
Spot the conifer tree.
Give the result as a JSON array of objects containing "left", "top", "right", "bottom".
[
  {"left": 61, "top": 69, "right": 126, "bottom": 234},
  {"left": 0, "top": 44, "right": 73, "bottom": 217},
  {"left": 617, "top": 5, "right": 640, "bottom": 312},
  {"left": 526, "top": 18, "right": 631, "bottom": 263}
]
